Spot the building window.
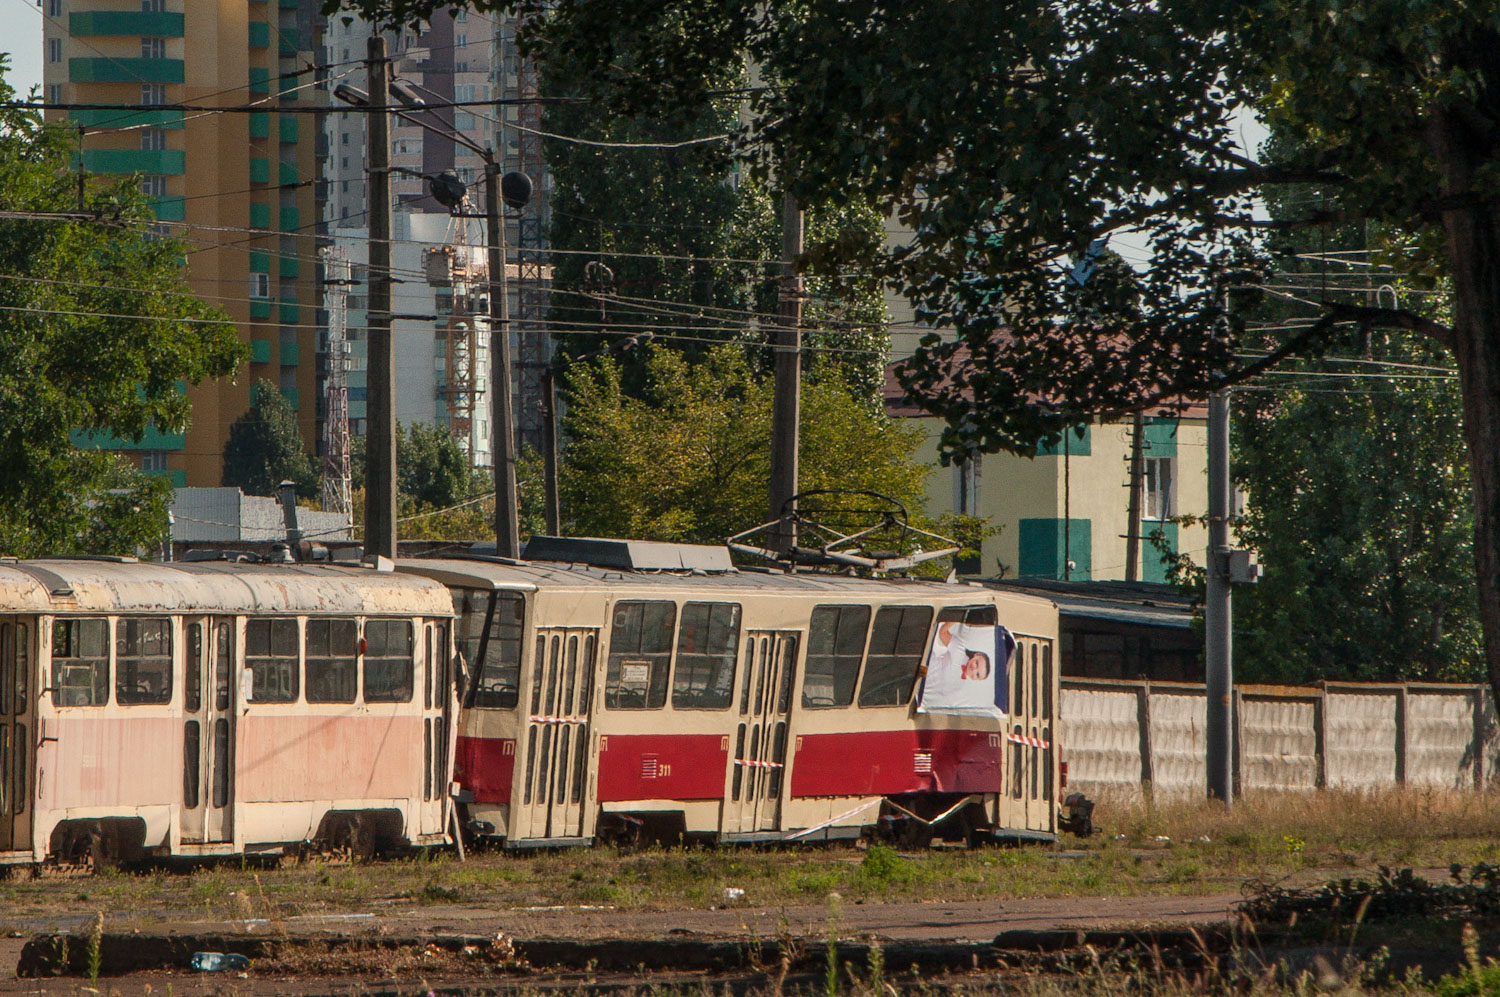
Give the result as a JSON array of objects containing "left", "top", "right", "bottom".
[
  {"left": 341, "top": 132, "right": 348, "bottom": 145},
  {"left": 47, "top": 84, "right": 62, "bottom": 105},
  {"left": 142, "top": 0, "right": 166, "bottom": 10},
  {"left": 140, "top": 449, "right": 169, "bottom": 470},
  {"left": 455, "top": 9, "right": 466, "bottom": 20},
  {"left": 48, "top": 0, "right": 61, "bottom": 15},
  {"left": 141, "top": 84, "right": 167, "bottom": 105},
  {"left": 141, "top": 174, "right": 169, "bottom": 196},
  {"left": 455, "top": 61, "right": 469, "bottom": 74},
  {"left": 47, "top": 38, "right": 62, "bottom": 63},
  {"left": 454, "top": 111, "right": 474, "bottom": 131},
  {"left": 141, "top": 37, "right": 166, "bottom": 59},
  {"left": 456, "top": 33, "right": 467, "bottom": 48},
  {"left": 250, "top": 272, "right": 270, "bottom": 298},
  {"left": 954, "top": 457, "right": 981, "bottom": 515},
  {"left": 141, "top": 128, "right": 168, "bottom": 151},
  {"left": 1144, "top": 456, "right": 1175, "bottom": 520}
]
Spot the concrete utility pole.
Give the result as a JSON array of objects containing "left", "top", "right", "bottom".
[
  {"left": 1204, "top": 388, "right": 1233, "bottom": 802},
  {"left": 486, "top": 161, "right": 520, "bottom": 559},
  {"left": 363, "top": 35, "right": 397, "bottom": 560},
  {"left": 768, "top": 193, "right": 804, "bottom": 554}
]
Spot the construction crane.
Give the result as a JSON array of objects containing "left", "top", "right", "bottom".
[{"left": 320, "top": 245, "right": 354, "bottom": 521}]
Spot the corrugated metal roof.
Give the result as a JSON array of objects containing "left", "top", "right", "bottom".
[
  {"left": 983, "top": 579, "right": 1194, "bottom": 629},
  {"left": 0, "top": 558, "right": 453, "bottom": 616}
]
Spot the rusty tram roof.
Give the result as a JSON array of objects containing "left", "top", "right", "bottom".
[{"left": 0, "top": 557, "right": 454, "bottom": 616}]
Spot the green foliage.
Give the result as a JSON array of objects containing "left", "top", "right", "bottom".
[
  {"left": 396, "top": 422, "right": 484, "bottom": 510},
  {"left": 538, "top": 20, "right": 889, "bottom": 401},
  {"left": 1232, "top": 334, "right": 1482, "bottom": 684},
  {"left": 559, "top": 344, "right": 931, "bottom": 544},
  {"left": 221, "top": 380, "right": 318, "bottom": 499},
  {"left": 0, "top": 57, "right": 244, "bottom": 556}
]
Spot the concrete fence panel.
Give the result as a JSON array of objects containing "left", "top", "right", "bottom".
[
  {"left": 1148, "top": 689, "right": 1207, "bottom": 798},
  {"left": 1057, "top": 686, "right": 1144, "bottom": 799},
  {"left": 1406, "top": 688, "right": 1483, "bottom": 789},
  {"left": 1059, "top": 678, "right": 1496, "bottom": 799},
  {"left": 1324, "top": 691, "right": 1398, "bottom": 789},
  {"left": 1238, "top": 694, "right": 1318, "bottom": 793}
]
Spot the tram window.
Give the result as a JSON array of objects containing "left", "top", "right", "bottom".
[
  {"left": 857, "top": 606, "right": 933, "bottom": 707},
  {"left": 938, "top": 604, "right": 998, "bottom": 627},
  {"left": 51, "top": 618, "right": 109, "bottom": 707},
  {"left": 185, "top": 623, "right": 202, "bottom": 713},
  {"left": 183, "top": 720, "right": 200, "bottom": 808},
  {"left": 246, "top": 619, "right": 299, "bottom": 703},
  {"left": 604, "top": 601, "right": 675, "bottom": 710},
  {"left": 305, "top": 618, "right": 358, "bottom": 703},
  {"left": 672, "top": 602, "right": 741, "bottom": 710},
  {"left": 364, "top": 620, "right": 415, "bottom": 703},
  {"left": 465, "top": 591, "right": 524, "bottom": 710},
  {"left": 802, "top": 605, "right": 869, "bottom": 709},
  {"left": 116, "top": 618, "right": 173, "bottom": 705}
]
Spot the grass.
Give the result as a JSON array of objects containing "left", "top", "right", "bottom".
[{"left": 3, "top": 788, "right": 1500, "bottom": 929}]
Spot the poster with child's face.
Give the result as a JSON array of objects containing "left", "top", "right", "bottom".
[{"left": 915, "top": 622, "right": 1014, "bottom": 718}]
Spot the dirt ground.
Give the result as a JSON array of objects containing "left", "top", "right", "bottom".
[{"left": 0, "top": 891, "right": 1243, "bottom": 995}]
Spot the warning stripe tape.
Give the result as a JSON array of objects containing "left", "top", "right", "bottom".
[
  {"left": 735, "top": 758, "right": 784, "bottom": 769},
  {"left": 528, "top": 716, "right": 586, "bottom": 725},
  {"left": 1008, "top": 733, "right": 1051, "bottom": 749}
]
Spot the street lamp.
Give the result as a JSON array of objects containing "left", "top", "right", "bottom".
[
  {"left": 335, "top": 69, "right": 532, "bottom": 559},
  {"left": 541, "top": 332, "right": 651, "bottom": 536}
]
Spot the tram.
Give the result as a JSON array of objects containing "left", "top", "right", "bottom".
[
  {"left": 401, "top": 537, "right": 1064, "bottom": 849},
  {"left": 0, "top": 556, "right": 457, "bottom": 868}
]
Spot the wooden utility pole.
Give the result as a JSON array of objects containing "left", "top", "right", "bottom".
[
  {"left": 363, "top": 35, "right": 397, "bottom": 560},
  {"left": 486, "top": 158, "right": 520, "bottom": 559},
  {"left": 1124, "top": 411, "right": 1145, "bottom": 581},
  {"left": 768, "top": 193, "right": 804, "bottom": 554}
]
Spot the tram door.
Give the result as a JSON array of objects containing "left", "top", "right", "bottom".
[
  {"left": 1007, "top": 638, "right": 1054, "bottom": 833},
  {"left": 724, "top": 631, "right": 799, "bottom": 834},
  {"left": 419, "top": 621, "right": 453, "bottom": 837},
  {"left": 518, "top": 628, "right": 597, "bottom": 841},
  {"left": 0, "top": 618, "right": 34, "bottom": 854},
  {"left": 181, "top": 618, "right": 235, "bottom": 845}
]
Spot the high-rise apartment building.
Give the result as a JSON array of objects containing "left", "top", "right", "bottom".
[{"left": 42, "top": 0, "right": 326, "bottom": 488}]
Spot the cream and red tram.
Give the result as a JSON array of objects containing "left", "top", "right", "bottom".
[
  {"left": 401, "top": 540, "right": 1061, "bottom": 848},
  {"left": 0, "top": 557, "right": 457, "bottom": 867}
]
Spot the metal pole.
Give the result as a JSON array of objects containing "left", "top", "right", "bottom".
[
  {"left": 486, "top": 156, "right": 520, "bottom": 558},
  {"left": 543, "top": 365, "right": 560, "bottom": 536},
  {"left": 1204, "top": 388, "right": 1233, "bottom": 802},
  {"left": 363, "top": 35, "right": 397, "bottom": 560},
  {"left": 1124, "top": 411, "right": 1145, "bottom": 581},
  {"left": 768, "top": 192, "right": 803, "bottom": 554}
]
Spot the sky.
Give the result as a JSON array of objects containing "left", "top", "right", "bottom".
[{"left": 2, "top": 0, "right": 44, "bottom": 97}]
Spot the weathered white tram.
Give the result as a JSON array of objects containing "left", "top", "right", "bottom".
[
  {"left": 401, "top": 538, "right": 1063, "bottom": 848},
  {"left": 0, "top": 557, "right": 457, "bottom": 868}
]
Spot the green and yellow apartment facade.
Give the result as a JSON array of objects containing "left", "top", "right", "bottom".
[
  {"left": 885, "top": 370, "right": 1208, "bottom": 583},
  {"left": 43, "top": 0, "right": 325, "bottom": 487}
]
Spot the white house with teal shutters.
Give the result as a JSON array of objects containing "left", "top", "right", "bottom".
[{"left": 884, "top": 369, "right": 1208, "bottom": 582}]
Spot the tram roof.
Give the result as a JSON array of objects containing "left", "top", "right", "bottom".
[
  {"left": 0, "top": 558, "right": 453, "bottom": 616},
  {"left": 398, "top": 555, "right": 1020, "bottom": 601}
]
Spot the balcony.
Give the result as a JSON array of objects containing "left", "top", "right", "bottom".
[
  {"left": 70, "top": 425, "right": 186, "bottom": 451},
  {"left": 250, "top": 158, "right": 270, "bottom": 184},
  {"left": 250, "top": 338, "right": 273, "bottom": 363},
  {"left": 77, "top": 148, "right": 185, "bottom": 174},
  {"left": 249, "top": 67, "right": 270, "bottom": 94},
  {"left": 278, "top": 159, "right": 298, "bottom": 185},
  {"left": 278, "top": 116, "right": 298, "bottom": 143},
  {"left": 68, "top": 108, "right": 183, "bottom": 129},
  {"left": 279, "top": 299, "right": 299, "bottom": 323},
  {"left": 249, "top": 112, "right": 270, "bottom": 139},
  {"left": 280, "top": 342, "right": 300, "bottom": 365},
  {"left": 249, "top": 21, "right": 270, "bottom": 48},
  {"left": 279, "top": 206, "right": 299, "bottom": 231},
  {"left": 250, "top": 300, "right": 272, "bottom": 321},
  {"left": 249, "top": 202, "right": 271, "bottom": 229},
  {"left": 70, "top": 11, "right": 184, "bottom": 37},
  {"left": 70, "top": 57, "right": 183, "bottom": 84},
  {"left": 150, "top": 196, "right": 186, "bottom": 221}
]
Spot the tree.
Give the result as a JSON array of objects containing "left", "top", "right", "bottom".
[
  {"left": 539, "top": 18, "right": 891, "bottom": 400},
  {"left": 332, "top": 0, "right": 1500, "bottom": 698},
  {"left": 559, "top": 344, "right": 930, "bottom": 544},
  {"left": 1233, "top": 333, "right": 1482, "bottom": 684},
  {"left": 0, "top": 58, "right": 244, "bottom": 556},
  {"left": 349, "top": 422, "right": 488, "bottom": 510},
  {"left": 222, "top": 380, "right": 318, "bottom": 498}
]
